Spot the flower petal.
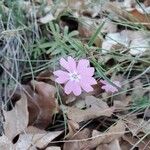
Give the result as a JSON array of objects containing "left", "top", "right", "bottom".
[
  {"left": 80, "top": 76, "right": 97, "bottom": 85},
  {"left": 100, "top": 80, "right": 121, "bottom": 93},
  {"left": 67, "top": 56, "right": 77, "bottom": 72},
  {"left": 64, "top": 80, "right": 74, "bottom": 95},
  {"left": 77, "top": 59, "right": 90, "bottom": 71},
  {"left": 77, "top": 59, "right": 95, "bottom": 76},
  {"left": 64, "top": 81, "right": 81, "bottom": 96},
  {"left": 53, "top": 70, "right": 68, "bottom": 77},
  {"left": 81, "top": 84, "right": 93, "bottom": 92},
  {"left": 60, "top": 57, "right": 77, "bottom": 72},
  {"left": 79, "top": 67, "right": 95, "bottom": 77},
  {"left": 100, "top": 80, "right": 108, "bottom": 85},
  {"left": 60, "top": 58, "right": 70, "bottom": 72},
  {"left": 72, "top": 82, "right": 82, "bottom": 96},
  {"left": 54, "top": 70, "right": 69, "bottom": 84},
  {"left": 80, "top": 77, "right": 96, "bottom": 92}
]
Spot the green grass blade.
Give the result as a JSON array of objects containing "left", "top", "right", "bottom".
[{"left": 88, "top": 21, "right": 105, "bottom": 47}]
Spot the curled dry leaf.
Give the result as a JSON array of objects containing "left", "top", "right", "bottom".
[
  {"left": 86, "top": 121, "right": 125, "bottom": 149},
  {"left": 63, "top": 128, "right": 91, "bottom": 150},
  {"left": 66, "top": 96, "right": 114, "bottom": 123},
  {"left": 125, "top": 117, "right": 150, "bottom": 136},
  {"left": 102, "top": 32, "right": 129, "bottom": 54},
  {"left": 104, "top": 2, "right": 150, "bottom": 29},
  {"left": 46, "top": 146, "right": 61, "bottom": 150},
  {"left": 15, "top": 126, "right": 63, "bottom": 149},
  {"left": 128, "top": 31, "right": 150, "bottom": 55},
  {"left": 65, "top": 120, "right": 79, "bottom": 139},
  {"left": 3, "top": 93, "right": 29, "bottom": 140},
  {"left": 36, "top": 69, "right": 54, "bottom": 83},
  {"left": 39, "top": 12, "right": 55, "bottom": 24},
  {"left": 102, "top": 30, "right": 150, "bottom": 55},
  {"left": 144, "top": 0, "right": 150, "bottom": 7},
  {"left": 135, "top": 3, "right": 150, "bottom": 14},
  {"left": 0, "top": 135, "right": 14, "bottom": 150},
  {"left": 25, "top": 80, "right": 58, "bottom": 129},
  {"left": 96, "top": 139, "right": 121, "bottom": 150},
  {"left": 122, "top": 134, "right": 150, "bottom": 149},
  {"left": 110, "top": 74, "right": 131, "bottom": 109}
]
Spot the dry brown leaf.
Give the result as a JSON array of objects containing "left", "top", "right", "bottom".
[
  {"left": 120, "top": 136, "right": 132, "bottom": 150},
  {"left": 66, "top": 96, "right": 114, "bottom": 123},
  {"left": 130, "top": 9, "right": 150, "bottom": 23},
  {"left": 86, "top": 121, "right": 125, "bottom": 149},
  {"left": 122, "top": 134, "right": 150, "bottom": 149},
  {"left": 144, "top": 0, "right": 150, "bottom": 7},
  {"left": 65, "top": 120, "right": 79, "bottom": 139},
  {"left": 125, "top": 117, "right": 150, "bottom": 135},
  {"left": 96, "top": 139, "right": 121, "bottom": 150},
  {"left": 46, "top": 146, "right": 61, "bottom": 150},
  {"left": 110, "top": 74, "right": 131, "bottom": 109},
  {"left": 25, "top": 80, "right": 58, "bottom": 129},
  {"left": 39, "top": 12, "right": 54, "bottom": 24},
  {"left": 63, "top": 128, "right": 91, "bottom": 150},
  {"left": 132, "top": 79, "right": 146, "bottom": 99},
  {"left": 3, "top": 93, "right": 29, "bottom": 140},
  {"left": 128, "top": 9, "right": 150, "bottom": 29},
  {"left": 96, "top": 144, "right": 110, "bottom": 150},
  {"left": 78, "top": 23, "right": 93, "bottom": 38},
  {"left": 0, "top": 135, "right": 14, "bottom": 150},
  {"left": 101, "top": 19, "right": 117, "bottom": 33},
  {"left": 15, "top": 126, "right": 63, "bottom": 149},
  {"left": 104, "top": 2, "right": 150, "bottom": 29},
  {"left": 107, "top": 139, "right": 121, "bottom": 150}
]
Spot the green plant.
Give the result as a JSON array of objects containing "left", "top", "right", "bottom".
[
  {"left": 31, "top": 22, "right": 84, "bottom": 59},
  {"left": 0, "top": 0, "right": 26, "bottom": 26},
  {"left": 132, "top": 96, "right": 150, "bottom": 110}
]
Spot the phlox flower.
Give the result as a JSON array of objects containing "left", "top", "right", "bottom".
[
  {"left": 53, "top": 56, "right": 97, "bottom": 96},
  {"left": 100, "top": 80, "right": 121, "bottom": 93}
]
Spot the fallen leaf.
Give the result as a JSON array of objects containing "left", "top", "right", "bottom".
[
  {"left": 122, "top": 134, "right": 150, "bottom": 149},
  {"left": 25, "top": 80, "right": 58, "bottom": 129},
  {"left": 96, "top": 144, "right": 109, "bottom": 150},
  {"left": 135, "top": 3, "right": 150, "bottom": 14},
  {"left": 129, "top": 32, "right": 150, "bottom": 55},
  {"left": 46, "top": 146, "right": 61, "bottom": 150},
  {"left": 86, "top": 121, "right": 125, "bottom": 149},
  {"left": 101, "top": 19, "right": 117, "bottom": 33},
  {"left": 39, "top": 12, "right": 55, "bottom": 24},
  {"left": 104, "top": 2, "right": 150, "bottom": 29},
  {"left": 36, "top": 69, "right": 56, "bottom": 83},
  {"left": 66, "top": 96, "right": 114, "bottom": 123},
  {"left": 110, "top": 74, "right": 131, "bottom": 109},
  {"left": 0, "top": 135, "right": 14, "bottom": 150},
  {"left": 65, "top": 120, "right": 79, "bottom": 139},
  {"left": 15, "top": 126, "right": 63, "bottom": 149},
  {"left": 3, "top": 93, "right": 29, "bottom": 140},
  {"left": 125, "top": 117, "right": 150, "bottom": 135},
  {"left": 63, "top": 128, "right": 91, "bottom": 150},
  {"left": 78, "top": 21, "right": 93, "bottom": 38},
  {"left": 96, "top": 139, "right": 121, "bottom": 150},
  {"left": 126, "top": 9, "right": 150, "bottom": 29},
  {"left": 144, "top": 0, "right": 150, "bottom": 7},
  {"left": 102, "top": 32, "right": 129, "bottom": 54},
  {"left": 107, "top": 139, "right": 121, "bottom": 150}
]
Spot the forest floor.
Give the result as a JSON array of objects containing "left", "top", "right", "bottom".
[{"left": 0, "top": 0, "right": 150, "bottom": 149}]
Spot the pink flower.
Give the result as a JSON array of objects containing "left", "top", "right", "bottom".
[
  {"left": 53, "top": 56, "right": 97, "bottom": 96},
  {"left": 100, "top": 80, "right": 121, "bottom": 93}
]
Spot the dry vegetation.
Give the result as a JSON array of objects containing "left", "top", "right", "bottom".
[{"left": 0, "top": 0, "right": 150, "bottom": 149}]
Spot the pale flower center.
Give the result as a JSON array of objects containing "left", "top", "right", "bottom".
[{"left": 69, "top": 71, "right": 81, "bottom": 82}]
